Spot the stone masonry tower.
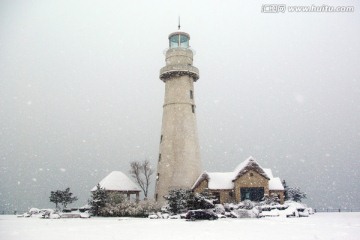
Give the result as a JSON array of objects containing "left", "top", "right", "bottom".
[{"left": 155, "top": 29, "right": 202, "bottom": 204}]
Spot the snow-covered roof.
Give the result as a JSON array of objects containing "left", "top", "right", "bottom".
[
  {"left": 269, "top": 177, "right": 284, "bottom": 191},
  {"left": 233, "top": 156, "right": 270, "bottom": 180},
  {"left": 263, "top": 168, "right": 274, "bottom": 179},
  {"left": 207, "top": 172, "right": 234, "bottom": 189},
  {"left": 192, "top": 171, "right": 234, "bottom": 190},
  {"left": 91, "top": 171, "right": 141, "bottom": 192}
]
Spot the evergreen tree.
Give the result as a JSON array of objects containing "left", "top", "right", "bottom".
[
  {"left": 49, "top": 190, "right": 63, "bottom": 209},
  {"left": 89, "top": 184, "right": 108, "bottom": 216},
  {"left": 164, "top": 189, "right": 189, "bottom": 214},
  {"left": 282, "top": 180, "right": 306, "bottom": 202},
  {"left": 49, "top": 187, "right": 78, "bottom": 209},
  {"left": 61, "top": 187, "right": 78, "bottom": 208},
  {"left": 164, "top": 189, "right": 215, "bottom": 214},
  {"left": 287, "top": 187, "right": 307, "bottom": 202},
  {"left": 282, "top": 180, "right": 289, "bottom": 200},
  {"left": 187, "top": 190, "right": 215, "bottom": 210}
]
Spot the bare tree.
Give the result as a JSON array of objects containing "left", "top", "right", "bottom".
[{"left": 130, "top": 160, "right": 154, "bottom": 199}]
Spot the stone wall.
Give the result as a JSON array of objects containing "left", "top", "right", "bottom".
[
  {"left": 269, "top": 190, "right": 285, "bottom": 204},
  {"left": 233, "top": 170, "right": 269, "bottom": 202},
  {"left": 193, "top": 179, "right": 208, "bottom": 193},
  {"left": 193, "top": 180, "right": 234, "bottom": 203}
]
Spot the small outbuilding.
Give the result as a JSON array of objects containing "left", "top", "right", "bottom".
[
  {"left": 192, "top": 157, "right": 285, "bottom": 204},
  {"left": 91, "top": 171, "right": 141, "bottom": 202}
]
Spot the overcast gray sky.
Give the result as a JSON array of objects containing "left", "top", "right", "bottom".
[{"left": 1, "top": 0, "right": 360, "bottom": 212}]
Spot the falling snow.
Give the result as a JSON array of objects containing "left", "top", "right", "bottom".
[{"left": 0, "top": 0, "right": 359, "bottom": 214}]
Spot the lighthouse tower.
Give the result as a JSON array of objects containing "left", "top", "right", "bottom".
[{"left": 155, "top": 28, "right": 202, "bottom": 204}]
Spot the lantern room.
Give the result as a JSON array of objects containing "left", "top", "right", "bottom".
[{"left": 168, "top": 32, "right": 190, "bottom": 48}]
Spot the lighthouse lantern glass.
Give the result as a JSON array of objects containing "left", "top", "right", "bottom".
[
  {"left": 169, "top": 35, "right": 179, "bottom": 48},
  {"left": 169, "top": 34, "right": 189, "bottom": 48},
  {"left": 180, "top": 35, "right": 189, "bottom": 48}
]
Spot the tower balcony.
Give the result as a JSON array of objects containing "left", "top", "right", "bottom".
[{"left": 160, "top": 65, "right": 199, "bottom": 82}]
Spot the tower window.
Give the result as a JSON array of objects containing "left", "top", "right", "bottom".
[
  {"left": 160, "top": 135, "right": 163, "bottom": 143},
  {"left": 190, "top": 90, "right": 193, "bottom": 99},
  {"left": 158, "top": 154, "right": 161, "bottom": 162},
  {"left": 191, "top": 105, "right": 195, "bottom": 113},
  {"left": 156, "top": 173, "right": 159, "bottom": 181},
  {"left": 155, "top": 194, "right": 158, "bottom": 201}
]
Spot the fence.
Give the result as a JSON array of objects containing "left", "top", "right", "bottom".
[{"left": 314, "top": 208, "right": 360, "bottom": 213}]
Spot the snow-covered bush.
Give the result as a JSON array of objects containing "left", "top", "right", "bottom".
[
  {"left": 238, "top": 200, "right": 256, "bottom": 210},
  {"left": 88, "top": 185, "right": 160, "bottom": 217},
  {"left": 260, "top": 193, "right": 281, "bottom": 205},
  {"left": 98, "top": 200, "right": 160, "bottom": 217},
  {"left": 148, "top": 214, "right": 158, "bottom": 219},
  {"left": 164, "top": 189, "right": 190, "bottom": 214},
  {"left": 307, "top": 208, "right": 315, "bottom": 215},
  {"left": 19, "top": 208, "right": 61, "bottom": 219},
  {"left": 279, "top": 200, "right": 311, "bottom": 218},
  {"left": 230, "top": 208, "right": 260, "bottom": 218},
  {"left": 222, "top": 199, "right": 312, "bottom": 218},
  {"left": 259, "top": 209, "right": 280, "bottom": 217},
  {"left": 214, "top": 204, "right": 225, "bottom": 215},
  {"left": 28, "top": 208, "right": 40, "bottom": 215},
  {"left": 224, "top": 203, "right": 239, "bottom": 212},
  {"left": 164, "top": 189, "right": 215, "bottom": 215}
]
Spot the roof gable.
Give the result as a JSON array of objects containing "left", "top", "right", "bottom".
[
  {"left": 192, "top": 171, "right": 209, "bottom": 190},
  {"left": 233, "top": 156, "right": 270, "bottom": 180},
  {"left": 91, "top": 171, "right": 141, "bottom": 192}
]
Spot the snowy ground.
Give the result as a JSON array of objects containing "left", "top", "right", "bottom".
[{"left": 1, "top": 213, "right": 359, "bottom": 240}]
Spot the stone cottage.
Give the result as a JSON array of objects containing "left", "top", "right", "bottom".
[{"left": 192, "top": 157, "right": 285, "bottom": 204}]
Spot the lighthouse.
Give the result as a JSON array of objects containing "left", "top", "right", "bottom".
[{"left": 155, "top": 28, "right": 202, "bottom": 204}]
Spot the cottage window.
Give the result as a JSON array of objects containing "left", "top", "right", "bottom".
[
  {"left": 212, "top": 192, "right": 220, "bottom": 204},
  {"left": 240, "top": 187, "right": 264, "bottom": 202}
]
